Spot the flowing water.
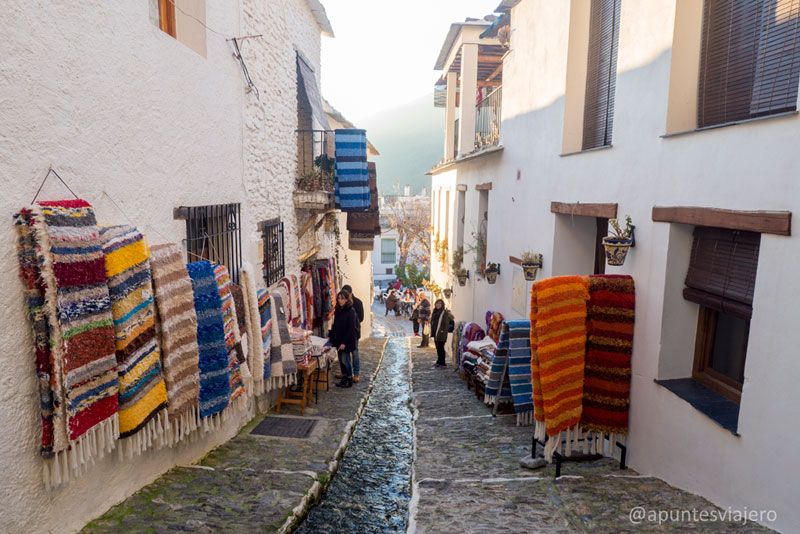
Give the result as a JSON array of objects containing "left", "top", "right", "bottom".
[{"left": 296, "top": 334, "right": 413, "bottom": 533}]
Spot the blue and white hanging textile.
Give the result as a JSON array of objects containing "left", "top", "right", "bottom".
[{"left": 334, "top": 128, "right": 370, "bottom": 211}]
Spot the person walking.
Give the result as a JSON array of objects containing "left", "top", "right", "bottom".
[
  {"left": 430, "top": 299, "right": 454, "bottom": 367},
  {"left": 342, "top": 284, "right": 363, "bottom": 383},
  {"left": 385, "top": 290, "right": 399, "bottom": 316},
  {"left": 329, "top": 290, "right": 359, "bottom": 388},
  {"left": 417, "top": 294, "right": 432, "bottom": 348}
]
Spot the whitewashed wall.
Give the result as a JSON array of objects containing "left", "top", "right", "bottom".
[
  {"left": 431, "top": 0, "right": 800, "bottom": 530},
  {"left": 0, "top": 1, "right": 326, "bottom": 532}
]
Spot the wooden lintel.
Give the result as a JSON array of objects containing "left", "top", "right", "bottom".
[
  {"left": 652, "top": 206, "right": 792, "bottom": 236},
  {"left": 476, "top": 182, "right": 493, "bottom": 191},
  {"left": 456, "top": 184, "right": 468, "bottom": 192},
  {"left": 509, "top": 255, "right": 522, "bottom": 266},
  {"left": 478, "top": 54, "right": 504, "bottom": 63},
  {"left": 550, "top": 201, "right": 617, "bottom": 219},
  {"left": 477, "top": 80, "right": 502, "bottom": 88}
]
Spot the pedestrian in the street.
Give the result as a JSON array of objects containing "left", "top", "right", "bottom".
[
  {"left": 385, "top": 290, "right": 399, "bottom": 316},
  {"left": 410, "top": 292, "right": 424, "bottom": 336},
  {"left": 329, "top": 290, "right": 359, "bottom": 388},
  {"left": 430, "top": 299, "right": 454, "bottom": 367},
  {"left": 416, "top": 294, "right": 432, "bottom": 348},
  {"left": 342, "top": 284, "right": 363, "bottom": 383}
]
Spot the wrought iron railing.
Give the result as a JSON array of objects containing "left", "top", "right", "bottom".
[
  {"left": 296, "top": 129, "right": 334, "bottom": 192},
  {"left": 260, "top": 218, "right": 285, "bottom": 287},
  {"left": 475, "top": 86, "right": 502, "bottom": 150},
  {"left": 175, "top": 203, "right": 242, "bottom": 284}
]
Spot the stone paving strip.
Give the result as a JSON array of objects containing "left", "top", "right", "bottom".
[
  {"left": 82, "top": 337, "right": 388, "bottom": 533},
  {"left": 407, "top": 344, "right": 771, "bottom": 533}
]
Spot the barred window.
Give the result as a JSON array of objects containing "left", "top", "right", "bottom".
[
  {"left": 261, "top": 218, "right": 285, "bottom": 287},
  {"left": 175, "top": 203, "right": 242, "bottom": 283}
]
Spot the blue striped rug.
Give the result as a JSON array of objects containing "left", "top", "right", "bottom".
[
  {"left": 334, "top": 128, "right": 370, "bottom": 211},
  {"left": 506, "top": 320, "right": 533, "bottom": 425}
]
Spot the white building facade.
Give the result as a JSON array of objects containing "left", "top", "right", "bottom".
[{"left": 430, "top": 1, "right": 800, "bottom": 531}]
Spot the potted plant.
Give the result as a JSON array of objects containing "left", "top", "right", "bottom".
[
  {"left": 451, "top": 247, "right": 469, "bottom": 286},
  {"left": 443, "top": 287, "right": 453, "bottom": 298},
  {"left": 602, "top": 216, "right": 634, "bottom": 266},
  {"left": 484, "top": 262, "right": 500, "bottom": 284},
  {"left": 520, "top": 252, "right": 543, "bottom": 281}
]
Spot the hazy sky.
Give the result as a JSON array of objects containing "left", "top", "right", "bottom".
[{"left": 320, "top": 0, "right": 499, "bottom": 123}]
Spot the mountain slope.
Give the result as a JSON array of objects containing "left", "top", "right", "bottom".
[{"left": 361, "top": 94, "right": 444, "bottom": 195}]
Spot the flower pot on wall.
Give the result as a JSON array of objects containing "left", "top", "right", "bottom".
[
  {"left": 485, "top": 269, "right": 499, "bottom": 284},
  {"left": 456, "top": 271, "right": 468, "bottom": 286},
  {"left": 521, "top": 264, "right": 539, "bottom": 281},
  {"left": 443, "top": 288, "right": 453, "bottom": 298},
  {"left": 602, "top": 237, "right": 633, "bottom": 266}
]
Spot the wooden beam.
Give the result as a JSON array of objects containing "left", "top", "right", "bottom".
[
  {"left": 478, "top": 54, "right": 504, "bottom": 63},
  {"left": 477, "top": 79, "right": 502, "bottom": 88},
  {"left": 550, "top": 201, "right": 617, "bottom": 219},
  {"left": 485, "top": 62, "right": 504, "bottom": 82},
  {"left": 652, "top": 206, "right": 792, "bottom": 236},
  {"left": 509, "top": 255, "right": 522, "bottom": 266},
  {"left": 476, "top": 182, "right": 493, "bottom": 191},
  {"left": 456, "top": 184, "right": 468, "bottom": 192}
]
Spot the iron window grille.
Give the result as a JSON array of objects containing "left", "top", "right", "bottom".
[
  {"left": 261, "top": 218, "right": 285, "bottom": 287},
  {"left": 174, "top": 203, "right": 242, "bottom": 284}
]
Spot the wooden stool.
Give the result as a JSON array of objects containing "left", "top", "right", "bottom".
[{"left": 275, "top": 358, "right": 318, "bottom": 416}]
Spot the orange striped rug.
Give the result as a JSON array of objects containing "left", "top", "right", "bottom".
[{"left": 530, "top": 275, "right": 589, "bottom": 459}]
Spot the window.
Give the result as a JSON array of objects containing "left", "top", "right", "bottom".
[
  {"left": 381, "top": 239, "right": 397, "bottom": 265},
  {"left": 176, "top": 203, "right": 242, "bottom": 283},
  {"left": 444, "top": 190, "right": 451, "bottom": 242},
  {"left": 456, "top": 189, "right": 466, "bottom": 250},
  {"left": 478, "top": 189, "right": 489, "bottom": 268},
  {"left": 158, "top": 0, "right": 176, "bottom": 38},
  {"left": 698, "top": 0, "right": 800, "bottom": 128},
  {"left": 261, "top": 218, "right": 285, "bottom": 288},
  {"left": 684, "top": 227, "right": 761, "bottom": 401},
  {"left": 385, "top": 267, "right": 393, "bottom": 275},
  {"left": 582, "top": 0, "right": 622, "bottom": 149}
]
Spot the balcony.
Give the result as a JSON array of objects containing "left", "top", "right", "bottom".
[
  {"left": 294, "top": 129, "right": 335, "bottom": 211},
  {"left": 475, "top": 86, "right": 501, "bottom": 150}
]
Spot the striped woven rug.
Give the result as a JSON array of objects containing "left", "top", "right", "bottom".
[
  {"left": 100, "top": 226, "right": 168, "bottom": 455},
  {"left": 150, "top": 243, "right": 200, "bottom": 443},
  {"left": 484, "top": 327, "right": 512, "bottom": 406},
  {"left": 258, "top": 288, "right": 273, "bottom": 384},
  {"left": 269, "top": 291, "right": 298, "bottom": 389},
  {"left": 530, "top": 275, "right": 589, "bottom": 461},
  {"left": 241, "top": 263, "right": 267, "bottom": 395},
  {"left": 214, "top": 264, "right": 247, "bottom": 404},
  {"left": 505, "top": 320, "right": 533, "bottom": 426},
  {"left": 334, "top": 128, "right": 370, "bottom": 211},
  {"left": 15, "top": 200, "right": 119, "bottom": 487},
  {"left": 187, "top": 261, "right": 231, "bottom": 421}
]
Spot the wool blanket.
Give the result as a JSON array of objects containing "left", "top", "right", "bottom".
[
  {"left": 487, "top": 311, "right": 504, "bottom": 343},
  {"left": 241, "top": 263, "right": 267, "bottom": 395},
  {"left": 530, "top": 275, "right": 589, "bottom": 461},
  {"left": 334, "top": 128, "right": 370, "bottom": 211},
  {"left": 149, "top": 243, "right": 201, "bottom": 444},
  {"left": 277, "top": 275, "right": 303, "bottom": 327},
  {"left": 505, "top": 320, "right": 533, "bottom": 426},
  {"left": 269, "top": 291, "right": 298, "bottom": 388},
  {"left": 258, "top": 288, "right": 273, "bottom": 381},
  {"left": 301, "top": 270, "right": 314, "bottom": 329},
  {"left": 458, "top": 322, "right": 486, "bottom": 369},
  {"left": 100, "top": 226, "right": 168, "bottom": 456},
  {"left": 452, "top": 321, "right": 465, "bottom": 366},
  {"left": 230, "top": 283, "right": 247, "bottom": 335},
  {"left": 15, "top": 200, "right": 119, "bottom": 487},
  {"left": 214, "top": 264, "right": 248, "bottom": 405},
  {"left": 581, "top": 275, "right": 635, "bottom": 449},
  {"left": 484, "top": 326, "right": 512, "bottom": 405},
  {"left": 187, "top": 261, "right": 231, "bottom": 420}
]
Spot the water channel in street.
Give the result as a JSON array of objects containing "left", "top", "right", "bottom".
[{"left": 296, "top": 316, "right": 413, "bottom": 533}]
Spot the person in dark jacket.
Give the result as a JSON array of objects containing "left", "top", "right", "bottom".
[
  {"left": 430, "top": 299, "right": 454, "bottom": 367},
  {"left": 417, "top": 295, "right": 432, "bottom": 348},
  {"left": 329, "top": 291, "right": 359, "bottom": 388},
  {"left": 342, "top": 284, "right": 363, "bottom": 383},
  {"left": 385, "top": 290, "right": 400, "bottom": 316}
]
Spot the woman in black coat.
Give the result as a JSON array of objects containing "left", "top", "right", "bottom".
[
  {"left": 430, "top": 299, "right": 454, "bottom": 367},
  {"left": 329, "top": 290, "right": 359, "bottom": 388}
]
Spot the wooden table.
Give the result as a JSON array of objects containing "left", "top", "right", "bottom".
[{"left": 275, "top": 358, "right": 318, "bottom": 416}]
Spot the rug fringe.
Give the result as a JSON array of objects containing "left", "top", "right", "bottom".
[
  {"left": 43, "top": 414, "right": 119, "bottom": 490},
  {"left": 516, "top": 411, "right": 533, "bottom": 426}
]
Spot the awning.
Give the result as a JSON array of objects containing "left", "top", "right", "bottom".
[{"left": 297, "top": 53, "right": 330, "bottom": 130}]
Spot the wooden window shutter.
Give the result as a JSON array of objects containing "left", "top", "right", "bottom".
[
  {"left": 684, "top": 227, "right": 761, "bottom": 318},
  {"left": 751, "top": 0, "right": 800, "bottom": 117},
  {"left": 582, "top": 0, "right": 622, "bottom": 150}
]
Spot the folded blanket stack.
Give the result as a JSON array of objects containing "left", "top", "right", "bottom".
[
  {"left": 15, "top": 200, "right": 120, "bottom": 487},
  {"left": 269, "top": 291, "right": 298, "bottom": 389},
  {"left": 149, "top": 243, "right": 201, "bottom": 445},
  {"left": 530, "top": 275, "right": 589, "bottom": 461},
  {"left": 506, "top": 320, "right": 533, "bottom": 426},
  {"left": 187, "top": 261, "right": 231, "bottom": 427},
  {"left": 100, "top": 225, "right": 168, "bottom": 457},
  {"left": 581, "top": 275, "right": 635, "bottom": 452},
  {"left": 214, "top": 265, "right": 248, "bottom": 409},
  {"left": 484, "top": 325, "right": 512, "bottom": 405},
  {"left": 334, "top": 129, "right": 370, "bottom": 212},
  {"left": 290, "top": 327, "right": 312, "bottom": 366},
  {"left": 458, "top": 322, "right": 486, "bottom": 370}
]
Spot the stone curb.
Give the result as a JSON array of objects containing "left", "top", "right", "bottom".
[{"left": 277, "top": 337, "right": 390, "bottom": 534}]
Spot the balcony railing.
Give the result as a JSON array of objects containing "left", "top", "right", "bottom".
[
  {"left": 475, "top": 86, "right": 502, "bottom": 150},
  {"left": 295, "top": 129, "right": 334, "bottom": 210}
]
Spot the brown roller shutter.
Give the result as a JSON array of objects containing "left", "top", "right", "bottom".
[
  {"left": 684, "top": 227, "right": 760, "bottom": 316},
  {"left": 582, "top": 0, "right": 621, "bottom": 150},
  {"left": 699, "top": 0, "right": 800, "bottom": 128}
]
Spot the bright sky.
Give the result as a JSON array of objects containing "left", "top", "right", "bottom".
[{"left": 320, "top": 0, "right": 499, "bottom": 123}]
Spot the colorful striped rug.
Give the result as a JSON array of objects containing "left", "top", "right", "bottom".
[
  {"left": 334, "top": 128, "right": 370, "bottom": 211},
  {"left": 269, "top": 291, "right": 298, "bottom": 388},
  {"left": 581, "top": 275, "right": 635, "bottom": 450},
  {"left": 150, "top": 243, "right": 201, "bottom": 444},
  {"left": 15, "top": 200, "right": 119, "bottom": 487},
  {"left": 214, "top": 264, "right": 248, "bottom": 405},
  {"left": 505, "top": 320, "right": 533, "bottom": 426},
  {"left": 530, "top": 275, "right": 589, "bottom": 461},
  {"left": 258, "top": 288, "right": 273, "bottom": 384},
  {"left": 241, "top": 263, "right": 267, "bottom": 395},
  {"left": 187, "top": 261, "right": 231, "bottom": 422},
  {"left": 100, "top": 226, "right": 168, "bottom": 456},
  {"left": 484, "top": 327, "right": 512, "bottom": 406}
]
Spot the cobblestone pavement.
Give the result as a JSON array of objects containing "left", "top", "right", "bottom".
[
  {"left": 82, "top": 336, "right": 388, "bottom": 533},
  {"left": 408, "top": 345, "right": 772, "bottom": 533}
]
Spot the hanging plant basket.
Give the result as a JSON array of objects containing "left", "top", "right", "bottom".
[
  {"left": 485, "top": 269, "right": 499, "bottom": 284},
  {"left": 602, "top": 237, "right": 633, "bottom": 266},
  {"left": 521, "top": 264, "right": 540, "bottom": 281},
  {"left": 456, "top": 271, "right": 468, "bottom": 286},
  {"left": 443, "top": 288, "right": 453, "bottom": 298}
]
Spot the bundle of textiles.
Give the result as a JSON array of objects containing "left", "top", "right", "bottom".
[
  {"left": 451, "top": 321, "right": 465, "bottom": 366},
  {"left": 214, "top": 264, "right": 248, "bottom": 414},
  {"left": 529, "top": 275, "right": 635, "bottom": 462},
  {"left": 484, "top": 326, "right": 513, "bottom": 406},
  {"left": 268, "top": 290, "right": 298, "bottom": 389},
  {"left": 458, "top": 322, "right": 486, "bottom": 370},
  {"left": 241, "top": 263, "right": 268, "bottom": 395}
]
